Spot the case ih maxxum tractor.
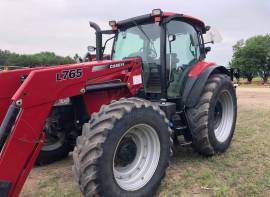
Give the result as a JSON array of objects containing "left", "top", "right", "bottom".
[{"left": 0, "top": 9, "right": 237, "bottom": 197}]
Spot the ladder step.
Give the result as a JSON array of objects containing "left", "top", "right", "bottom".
[
  {"left": 176, "top": 126, "right": 187, "bottom": 130},
  {"left": 180, "top": 142, "right": 192, "bottom": 147},
  {"left": 176, "top": 111, "right": 184, "bottom": 114}
]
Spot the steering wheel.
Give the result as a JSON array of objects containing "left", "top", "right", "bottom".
[
  {"left": 127, "top": 49, "right": 144, "bottom": 59},
  {"left": 138, "top": 48, "right": 157, "bottom": 61},
  {"left": 148, "top": 48, "right": 158, "bottom": 59}
]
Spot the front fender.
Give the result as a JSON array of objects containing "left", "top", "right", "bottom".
[{"left": 182, "top": 65, "right": 230, "bottom": 108}]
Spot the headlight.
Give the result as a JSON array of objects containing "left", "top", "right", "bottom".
[{"left": 54, "top": 97, "right": 71, "bottom": 106}]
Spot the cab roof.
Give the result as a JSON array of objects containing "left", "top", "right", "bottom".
[
  {"left": 116, "top": 11, "right": 206, "bottom": 33},
  {"left": 163, "top": 12, "right": 205, "bottom": 28}
]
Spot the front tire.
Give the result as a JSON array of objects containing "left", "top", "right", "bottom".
[
  {"left": 73, "top": 98, "right": 172, "bottom": 197},
  {"left": 186, "top": 74, "right": 237, "bottom": 156}
]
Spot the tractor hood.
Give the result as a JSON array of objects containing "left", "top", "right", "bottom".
[{"left": 0, "top": 57, "right": 142, "bottom": 120}]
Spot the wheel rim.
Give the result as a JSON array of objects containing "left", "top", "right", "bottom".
[
  {"left": 113, "top": 124, "right": 160, "bottom": 191},
  {"left": 214, "top": 90, "right": 234, "bottom": 143},
  {"left": 42, "top": 132, "right": 65, "bottom": 151},
  {"left": 41, "top": 117, "right": 66, "bottom": 151}
]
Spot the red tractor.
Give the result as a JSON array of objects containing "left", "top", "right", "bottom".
[{"left": 0, "top": 9, "right": 237, "bottom": 197}]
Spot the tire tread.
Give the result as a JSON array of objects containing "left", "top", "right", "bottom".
[{"left": 73, "top": 97, "right": 172, "bottom": 196}]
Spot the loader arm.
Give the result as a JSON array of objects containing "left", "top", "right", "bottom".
[
  {"left": 0, "top": 68, "right": 43, "bottom": 123},
  {"left": 0, "top": 58, "right": 142, "bottom": 197}
]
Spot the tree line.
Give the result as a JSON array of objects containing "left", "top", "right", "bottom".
[
  {"left": 0, "top": 50, "right": 75, "bottom": 68},
  {"left": 230, "top": 34, "right": 270, "bottom": 83},
  {"left": 1, "top": 35, "right": 270, "bottom": 83}
]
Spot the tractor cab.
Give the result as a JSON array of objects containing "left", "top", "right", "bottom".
[{"left": 89, "top": 9, "right": 213, "bottom": 102}]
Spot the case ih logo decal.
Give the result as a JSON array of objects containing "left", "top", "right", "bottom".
[
  {"left": 92, "top": 61, "right": 130, "bottom": 72},
  {"left": 56, "top": 69, "right": 83, "bottom": 81},
  {"left": 109, "top": 62, "right": 125, "bottom": 69}
]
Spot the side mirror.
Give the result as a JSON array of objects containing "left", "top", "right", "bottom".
[
  {"left": 168, "top": 34, "right": 177, "bottom": 83},
  {"left": 203, "top": 27, "right": 222, "bottom": 44},
  {"left": 205, "top": 46, "right": 211, "bottom": 54},
  {"left": 87, "top": 46, "right": 96, "bottom": 52},
  {"left": 168, "top": 34, "right": 176, "bottom": 42},
  {"left": 168, "top": 34, "right": 176, "bottom": 54},
  {"left": 205, "top": 25, "right": 211, "bottom": 32}
]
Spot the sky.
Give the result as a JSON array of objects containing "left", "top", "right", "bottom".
[{"left": 0, "top": 0, "right": 270, "bottom": 65}]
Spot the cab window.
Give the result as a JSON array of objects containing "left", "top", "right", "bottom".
[{"left": 166, "top": 20, "right": 200, "bottom": 98}]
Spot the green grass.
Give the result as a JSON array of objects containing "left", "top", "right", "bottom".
[
  {"left": 157, "top": 106, "right": 270, "bottom": 197},
  {"left": 20, "top": 159, "right": 81, "bottom": 197},
  {"left": 21, "top": 88, "right": 270, "bottom": 197}
]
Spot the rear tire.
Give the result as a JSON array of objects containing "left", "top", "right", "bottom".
[
  {"left": 186, "top": 74, "right": 237, "bottom": 156},
  {"left": 36, "top": 108, "right": 73, "bottom": 165},
  {"left": 36, "top": 132, "right": 71, "bottom": 165},
  {"left": 73, "top": 98, "right": 172, "bottom": 197}
]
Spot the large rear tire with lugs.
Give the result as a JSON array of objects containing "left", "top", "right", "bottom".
[
  {"left": 36, "top": 131, "right": 71, "bottom": 165},
  {"left": 36, "top": 120, "right": 72, "bottom": 165},
  {"left": 186, "top": 74, "right": 237, "bottom": 156},
  {"left": 73, "top": 98, "right": 172, "bottom": 197}
]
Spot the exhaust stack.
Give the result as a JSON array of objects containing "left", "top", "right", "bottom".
[{"left": 89, "top": 22, "right": 103, "bottom": 61}]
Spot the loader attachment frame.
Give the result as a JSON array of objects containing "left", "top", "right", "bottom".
[
  {"left": 0, "top": 58, "right": 142, "bottom": 196},
  {"left": 0, "top": 68, "right": 43, "bottom": 123}
]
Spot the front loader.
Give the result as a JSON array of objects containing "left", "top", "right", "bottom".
[{"left": 0, "top": 9, "right": 237, "bottom": 197}]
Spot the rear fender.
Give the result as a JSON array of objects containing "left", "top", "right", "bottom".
[{"left": 182, "top": 64, "right": 230, "bottom": 108}]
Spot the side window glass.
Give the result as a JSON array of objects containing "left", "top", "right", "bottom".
[
  {"left": 167, "top": 21, "right": 200, "bottom": 69},
  {"left": 170, "top": 34, "right": 196, "bottom": 67},
  {"left": 166, "top": 21, "right": 200, "bottom": 98}
]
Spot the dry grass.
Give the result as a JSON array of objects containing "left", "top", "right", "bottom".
[{"left": 21, "top": 87, "right": 270, "bottom": 197}]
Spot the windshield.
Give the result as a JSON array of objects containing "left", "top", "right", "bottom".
[
  {"left": 112, "top": 23, "right": 160, "bottom": 62},
  {"left": 112, "top": 23, "right": 162, "bottom": 94}
]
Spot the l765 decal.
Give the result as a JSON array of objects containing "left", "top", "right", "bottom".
[{"left": 56, "top": 69, "right": 83, "bottom": 81}]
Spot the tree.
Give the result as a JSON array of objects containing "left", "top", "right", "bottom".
[
  {"left": 231, "top": 35, "right": 270, "bottom": 83},
  {"left": 258, "top": 35, "right": 270, "bottom": 83},
  {"left": 0, "top": 49, "right": 75, "bottom": 68},
  {"left": 0, "top": 50, "right": 13, "bottom": 66}
]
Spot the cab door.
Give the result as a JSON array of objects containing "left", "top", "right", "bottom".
[{"left": 166, "top": 20, "right": 201, "bottom": 98}]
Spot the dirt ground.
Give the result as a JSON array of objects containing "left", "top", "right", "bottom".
[{"left": 21, "top": 87, "right": 270, "bottom": 197}]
